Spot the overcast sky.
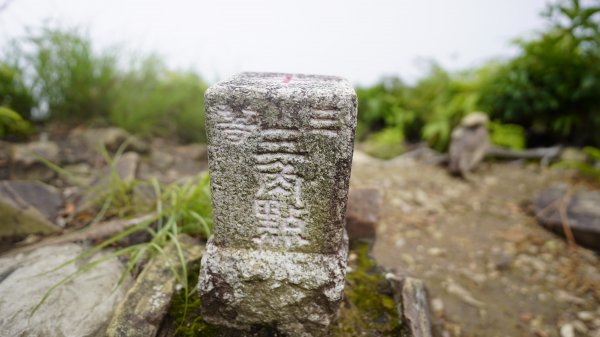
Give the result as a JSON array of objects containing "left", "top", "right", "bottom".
[{"left": 0, "top": 0, "right": 550, "bottom": 85}]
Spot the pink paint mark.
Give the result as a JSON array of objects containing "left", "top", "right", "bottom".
[{"left": 282, "top": 74, "right": 293, "bottom": 84}]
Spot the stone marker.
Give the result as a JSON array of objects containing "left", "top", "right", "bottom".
[{"left": 198, "top": 72, "right": 357, "bottom": 336}]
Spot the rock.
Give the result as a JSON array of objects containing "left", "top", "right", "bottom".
[
  {"left": 198, "top": 72, "right": 357, "bottom": 336},
  {"left": 111, "top": 152, "right": 140, "bottom": 182},
  {"left": 0, "top": 180, "right": 63, "bottom": 238},
  {"left": 346, "top": 188, "right": 382, "bottom": 242},
  {"left": 577, "top": 311, "right": 595, "bottom": 321},
  {"left": 431, "top": 298, "right": 444, "bottom": 316},
  {"left": 107, "top": 235, "right": 203, "bottom": 337},
  {"left": 448, "top": 112, "right": 490, "bottom": 177},
  {"left": 175, "top": 143, "right": 208, "bottom": 162},
  {"left": 0, "top": 243, "right": 132, "bottom": 337},
  {"left": 444, "top": 279, "right": 485, "bottom": 308},
  {"left": 76, "top": 127, "right": 148, "bottom": 154},
  {"left": 560, "top": 323, "right": 575, "bottom": 337},
  {"left": 57, "top": 132, "right": 94, "bottom": 165},
  {"left": 10, "top": 141, "right": 60, "bottom": 181},
  {"left": 489, "top": 251, "right": 512, "bottom": 271},
  {"left": 150, "top": 149, "right": 175, "bottom": 171},
  {"left": 388, "top": 274, "right": 434, "bottom": 337},
  {"left": 76, "top": 152, "right": 139, "bottom": 214},
  {"left": 534, "top": 185, "right": 600, "bottom": 251}
]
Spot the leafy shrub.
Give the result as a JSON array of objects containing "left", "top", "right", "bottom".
[
  {"left": 0, "top": 106, "right": 34, "bottom": 139},
  {"left": 489, "top": 121, "right": 526, "bottom": 150},
  {"left": 479, "top": 0, "right": 600, "bottom": 147},
  {"left": 554, "top": 146, "right": 600, "bottom": 183},
  {"left": 360, "top": 127, "right": 405, "bottom": 159},
  {"left": 0, "top": 62, "right": 35, "bottom": 119},
  {"left": 16, "top": 26, "right": 117, "bottom": 121},
  {"left": 108, "top": 56, "right": 208, "bottom": 143}
]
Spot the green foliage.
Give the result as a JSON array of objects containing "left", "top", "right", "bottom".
[
  {"left": 108, "top": 56, "right": 208, "bottom": 143},
  {"left": 2, "top": 26, "right": 209, "bottom": 143},
  {"left": 489, "top": 121, "right": 526, "bottom": 150},
  {"left": 357, "top": 0, "right": 600, "bottom": 152},
  {"left": 18, "top": 26, "right": 117, "bottom": 121},
  {"left": 357, "top": 64, "right": 489, "bottom": 154},
  {"left": 333, "top": 242, "right": 402, "bottom": 336},
  {"left": 479, "top": 0, "right": 600, "bottom": 147},
  {"left": 32, "top": 147, "right": 213, "bottom": 316},
  {"left": 0, "top": 106, "right": 34, "bottom": 139},
  {"left": 555, "top": 146, "right": 600, "bottom": 182},
  {"left": 0, "top": 62, "right": 35, "bottom": 119},
  {"left": 361, "top": 127, "right": 405, "bottom": 159}
]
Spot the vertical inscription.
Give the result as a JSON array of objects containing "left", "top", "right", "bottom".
[
  {"left": 253, "top": 129, "right": 309, "bottom": 248},
  {"left": 215, "top": 107, "right": 258, "bottom": 143}
]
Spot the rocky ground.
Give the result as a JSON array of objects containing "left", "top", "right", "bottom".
[
  {"left": 0, "top": 126, "right": 599, "bottom": 336},
  {"left": 350, "top": 152, "right": 600, "bottom": 337}
]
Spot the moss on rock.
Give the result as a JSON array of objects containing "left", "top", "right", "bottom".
[{"left": 164, "top": 242, "right": 404, "bottom": 337}]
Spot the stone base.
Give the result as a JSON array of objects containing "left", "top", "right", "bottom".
[{"left": 198, "top": 237, "right": 348, "bottom": 337}]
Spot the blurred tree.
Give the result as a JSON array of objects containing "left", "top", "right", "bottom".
[
  {"left": 0, "top": 62, "right": 35, "bottom": 119},
  {"left": 480, "top": 0, "right": 600, "bottom": 146},
  {"left": 17, "top": 26, "right": 117, "bottom": 121}
]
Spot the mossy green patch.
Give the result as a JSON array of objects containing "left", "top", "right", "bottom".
[
  {"left": 164, "top": 261, "right": 225, "bottom": 337},
  {"left": 332, "top": 242, "right": 403, "bottom": 336}
]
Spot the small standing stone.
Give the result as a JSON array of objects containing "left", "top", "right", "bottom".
[
  {"left": 345, "top": 188, "right": 382, "bottom": 242},
  {"left": 448, "top": 112, "right": 490, "bottom": 177},
  {"left": 198, "top": 72, "right": 357, "bottom": 336}
]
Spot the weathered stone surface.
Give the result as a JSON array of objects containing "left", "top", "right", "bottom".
[
  {"left": 76, "top": 127, "right": 149, "bottom": 154},
  {"left": 0, "top": 180, "right": 62, "bottom": 238},
  {"left": 111, "top": 151, "right": 140, "bottom": 182},
  {"left": 388, "top": 274, "right": 433, "bottom": 337},
  {"left": 448, "top": 112, "right": 490, "bottom": 177},
  {"left": 0, "top": 243, "right": 132, "bottom": 337},
  {"left": 198, "top": 72, "right": 357, "bottom": 336},
  {"left": 76, "top": 151, "right": 140, "bottom": 213},
  {"left": 534, "top": 185, "right": 600, "bottom": 251},
  {"left": 346, "top": 188, "right": 382, "bottom": 242},
  {"left": 10, "top": 140, "right": 60, "bottom": 181},
  {"left": 107, "top": 235, "right": 203, "bottom": 337}
]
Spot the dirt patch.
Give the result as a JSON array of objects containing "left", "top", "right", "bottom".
[{"left": 350, "top": 156, "right": 600, "bottom": 337}]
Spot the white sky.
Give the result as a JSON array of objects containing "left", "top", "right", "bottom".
[{"left": 0, "top": 0, "right": 550, "bottom": 85}]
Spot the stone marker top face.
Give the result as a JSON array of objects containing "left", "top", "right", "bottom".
[
  {"left": 207, "top": 72, "right": 355, "bottom": 99},
  {"left": 205, "top": 72, "right": 357, "bottom": 255}
]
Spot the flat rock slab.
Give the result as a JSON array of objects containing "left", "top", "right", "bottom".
[
  {"left": 389, "top": 275, "right": 433, "bottom": 337},
  {"left": 534, "top": 185, "right": 600, "bottom": 251},
  {"left": 10, "top": 141, "right": 60, "bottom": 181},
  {"left": 0, "top": 243, "right": 131, "bottom": 337},
  {"left": 0, "top": 180, "right": 63, "bottom": 238},
  {"left": 75, "top": 127, "right": 148, "bottom": 154},
  {"left": 198, "top": 72, "right": 357, "bottom": 336}
]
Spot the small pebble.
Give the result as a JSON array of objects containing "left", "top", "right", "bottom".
[
  {"left": 572, "top": 320, "right": 588, "bottom": 334},
  {"left": 560, "top": 323, "right": 575, "bottom": 337},
  {"left": 577, "top": 311, "right": 594, "bottom": 321},
  {"left": 428, "top": 247, "right": 445, "bottom": 256},
  {"left": 431, "top": 298, "right": 444, "bottom": 315}
]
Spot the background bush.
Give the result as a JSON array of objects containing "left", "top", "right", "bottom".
[
  {"left": 1, "top": 26, "right": 209, "bottom": 143},
  {"left": 0, "top": 0, "right": 597, "bottom": 152},
  {"left": 108, "top": 56, "right": 208, "bottom": 143},
  {"left": 357, "top": 0, "right": 599, "bottom": 156},
  {"left": 0, "top": 62, "right": 35, "bottom": 119}
]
